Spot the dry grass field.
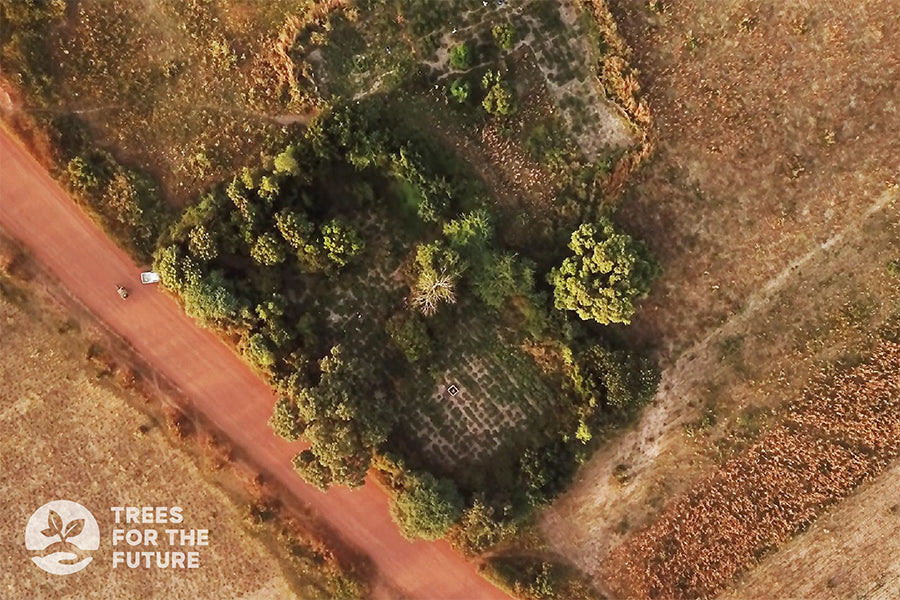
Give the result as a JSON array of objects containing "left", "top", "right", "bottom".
[
  {"left": 0, "top": 272, "right": 353, "bottom": 599},
  {"left": 540, "top": 0, "right": 900, "bottom": 597},
  {"left": 719, "top": 457, "right": 900, "bottom": 600},
  {"left": 1, "top": 0, "right": 336, "bottom": 205},
  {"left": 604, "top": 341, "right": 900, "bottom": 599}
]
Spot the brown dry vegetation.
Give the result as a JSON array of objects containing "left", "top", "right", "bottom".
[
  {"left": 604, "top": 341, "right": 900, "bottom": 600},
  {"left": 540, "top": 0, "right": 900, "bottom": 597},
  {"left": 1, "top": 0, "right": 343, "bottom": 204},
  {"left": 719, "top": 458, "right": 900, "bottom": 600},
  {"left": 0, "top": 265, "right": 359, "bottom": 599},
  {"left": 616, "top": 0, "right": 900, "bottom": 361}
]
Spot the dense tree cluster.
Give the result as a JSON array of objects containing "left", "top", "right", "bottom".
[
  {"left": 408, "top": 209, "right": 534, "bottom": 317},
  {"left": 287, "top": 346, "right": 396, "bottom": 489},
  {"left": 156, "top": 102, "right": 492, "bottom": 490},
  {"left": 150, "top": 99, "right": 659, "bottom": 551}
]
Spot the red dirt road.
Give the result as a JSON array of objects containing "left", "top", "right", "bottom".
[{"left": 0, "top": 128, "right": 508, "bottom": 600}]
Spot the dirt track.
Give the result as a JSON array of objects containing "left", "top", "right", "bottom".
[{"left": 0, "top": 128, "right": 509, "bottom": 600}]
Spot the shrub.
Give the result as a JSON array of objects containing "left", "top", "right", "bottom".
[
  {"left": 481, "top": 70, "right": 516, "bottom": 116},
  {"left": 492, "top": 23, "right": 515, "bottom": 50},
  {"left": 66, "top": 156, "right": 100, "bottom": 191},
  {"left": 390, "top": 470, "right": 464, "bottom": 540},
  {"left": 448, "top": 498, "right": 515, "bottom": 556},
  {"left": 449, "top": 78, "right": 470, "bottom": 104},
  {"left": 481, "top": 555, "right": 599, "bottom": 600},
  {"left": 449, "top": 43, "right": 473, "bottom": 70},
  {"left": 385, "top": 312, "right": 432, "bottom": 363}
]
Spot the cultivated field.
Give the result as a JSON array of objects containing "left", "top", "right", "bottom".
[
  {"left": 540, "top": 0, "right": 900, "bottom": 597},
  {"left": 0, "top": 274, "right": 352, "bottom": 599}
]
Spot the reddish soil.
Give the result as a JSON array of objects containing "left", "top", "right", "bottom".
[{"left": 0, "top": 127, "right": 509, "bottom": 600}]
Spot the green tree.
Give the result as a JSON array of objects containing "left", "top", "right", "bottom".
[
  {"left": 258, "top": 175, "right": 280, "bottom": 202},
  {"left": 251, "top": 232, "right": 286, "bottom": 266},
  {"left": 154, "top": 245, "right": 184, "bottom": 291},
  {"left": 273, "top": 144, "right": 301, "bottom": 176},
  {"left": 572, "top": 345, "right": 658, "bottom": 411},
  {"left": 443, "top": 209, "right": 492, "bottom": 252},
  {"left": 449, "top": 498, "right": 514, "bottom": 556},
  {"left": 275, "top": 209, "right": 326, "bottom": 271},
  {"left": 288, "top": 346, "right": 394, "bottom": 489},
  {"left": 518, "top": 442, "right": 575, "bottom": 509},
  {"left": 321, "top": 220, "right": 364, "bottom": 268},
  {"left": 385, "top": 312, "right": 432, "bottom": 363},
  {"left": 245, "top": 333, "right": 276, "bottom": 369},
  {"left": 482, "top": 70, "right": 516, "bottom": 116},
  {"left": 181, "top": 269, "right": 239, "bottom": 326},
  {"left": 549, "top": 219, "right": 657, "bottom": 325},
  {"left": 66, "top": 156, "right": 100, "bottom": 191},
  {"left": 472, "top": 253, "right": 534, "bottom": 309},
  {"left": 449, "top": 42, "right": 472, "bottom": 70},
  {"left": 270, "top": 398, "right": 303, "bottom": 441},
  {"left": 449, "top": 78, "right": 470, "bottom": 104},
  {"left": 292, "top": 449, "right": 335, "bottom": 490},
  {"left": 492, "top": 23, "right": 515, "bottom": 50},
  {"left": 188, "top": 224, "right": 217, "bottom": 261},
  {"left": 226, "top": 176, "right": 253, "bottom": 221},
  {"left": 390, "top": 470, "right": 464, "bottom": 540}
]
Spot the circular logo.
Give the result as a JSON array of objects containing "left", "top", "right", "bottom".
[{"left": 25, "top": 500, "right": 99, "bottom": 575}]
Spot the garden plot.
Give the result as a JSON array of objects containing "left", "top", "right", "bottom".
[
  {"left": 423, "top": 0, "right": 638, "bottom": 159},
  {"left": 514, "top": 0, "right": 636, "bottom": 157},
  {"left": 314, "top": 214, "right": 408, "bottom": 346},
  {"left": 300, "top": 0, "right": 636, "bottom": 161},
  {"left": 410, "top": 340, "right": 557, "bottom": 469}
]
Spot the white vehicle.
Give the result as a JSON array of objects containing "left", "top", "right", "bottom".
[{"left": 140, "top": 271, "right": 160, "bottom": 284}]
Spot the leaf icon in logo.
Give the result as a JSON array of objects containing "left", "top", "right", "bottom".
[
  {"left": 62, "top": 519, "right": 84, "bottom": 541},
  {"left": 47, "top": 510, "right": 63, "bottom": 537},
  {"left": 41, "top": 527, "right": 55, "bottom": 538}
]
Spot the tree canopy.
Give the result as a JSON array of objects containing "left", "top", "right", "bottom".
[
  {"left": 449, "top": 43, "right": 473, "bottom": 70},
  {"left": 286, "top": 346, "right": 395, "bottom": 489},
  {"left": 491, "top": 23, "right": 515, "bottom": 50},
  {"left": 549, "top": 219, "right": 657, "bottom": 325},
  {"left": 481, "top": 70, "right": 516, "bottom": 116},
  {"left": 390, "top": 470, "right": 464, "bottom": 540}
]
